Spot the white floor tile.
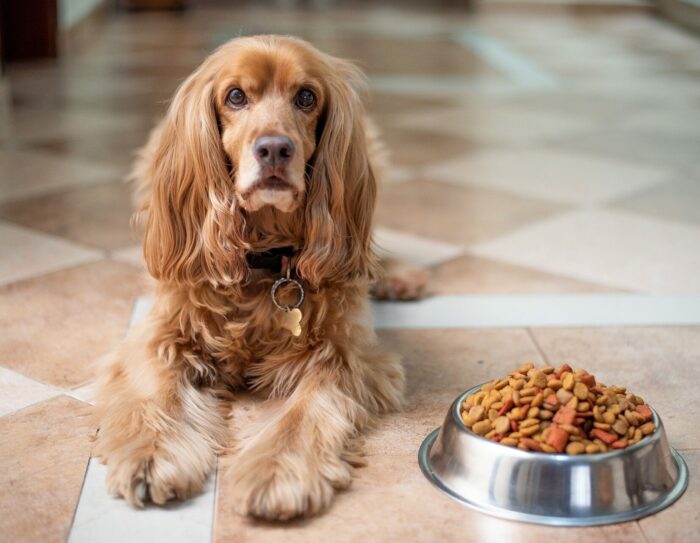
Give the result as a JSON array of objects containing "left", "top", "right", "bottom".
[
  {"left": 421, "top": 148, "right": 670, "bottom": 205},
  {"left": 129, "top": 296, "right": 153, "bottom": 326},
  {"left": 470, "top": 209, "right": 700, "bottom": 293},
  {"left": 69, "top": 459, "right": 217, "bottom": 543},
  {"left": 373, "top": 294, "right": 700, "bottom": 329},
  {"left": 111, "top": 245, "right": 145, "bottom": 269},
  {"left": 374, "top": 226, "right": 464, "bottom": 267},
  {"left": 0, "top": 221, "right": 101, "bottom": 287},
  {"left": 0, "top": 367, "right": 62, "bottom": 416}
]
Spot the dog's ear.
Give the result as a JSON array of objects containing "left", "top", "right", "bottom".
[
  {"left": 141, "top": 60, "right": 247, "bottom": 287},
  {"left": 296, "top": 58, "right": 378, "bottom": 288}
]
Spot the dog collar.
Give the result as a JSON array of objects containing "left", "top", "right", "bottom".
[{"left": 245, "top": 246, "right": 297, "bottom": 273}]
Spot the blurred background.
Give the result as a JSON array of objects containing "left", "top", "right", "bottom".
[{"left": 0, "top": 1, "right": 699, "bottom": 542}]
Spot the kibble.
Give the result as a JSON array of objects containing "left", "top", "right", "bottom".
[{"left": 460, "top": 363, "right": 657, "bottom": 455}]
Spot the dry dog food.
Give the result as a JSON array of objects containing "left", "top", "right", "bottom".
[{"left": 460, "top": 363, "right": 656, "bottom": 454}]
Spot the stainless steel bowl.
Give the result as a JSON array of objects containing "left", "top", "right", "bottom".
[{"left": 419, "top": 384, "right": 688, "bottom": 526}]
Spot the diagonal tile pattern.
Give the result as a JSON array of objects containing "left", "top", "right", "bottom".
[
  {"left": 376, "top": 179, "right": 566, "bottom": 246},
  {"left": 470, "top": 208, "right": 700, "bottom": 293},
  {"left": 0, "top": 366, "right": 61, "bottom": 416},
  {"left": 0, "top": 221, "right": 101, "bottom": 287},
  {"left": 421, "top": 147, "right": 672, "bottom": 205},
  {"left": 0, "top": 2, "right": 699, "bottom": 543}
]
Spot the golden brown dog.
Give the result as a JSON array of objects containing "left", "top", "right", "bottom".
[{"left": 94, "top": 35, "right": 422, "bottom": 520}]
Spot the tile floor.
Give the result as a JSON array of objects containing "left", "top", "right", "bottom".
[{"left": 1, "top": 2, "right": 699, "bottom": 542}]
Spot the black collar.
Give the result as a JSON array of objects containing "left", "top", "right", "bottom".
[{"left": 245, "top": 246, "right": 297, "bottom": 273}]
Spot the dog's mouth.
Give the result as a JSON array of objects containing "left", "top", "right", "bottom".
[
  {"left": 257, "top": 175, "right": 295, "bottom": 192},
  {"left": 238, "top": 172, "right": 302, "bottom": 212}
]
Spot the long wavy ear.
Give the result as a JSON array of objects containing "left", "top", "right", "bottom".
[
  {"left": 141, "top": 60, "right": 247, "bottom": 287},
  {"left": 295, "top": 58, "right": 378, "bottom": 288}
]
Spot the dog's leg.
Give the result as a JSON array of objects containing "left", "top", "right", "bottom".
[
  {"left": 227, "top": 346, "right": 404, "bottom": 520},
  {"left": 93, "top": 322, "right": 229, "bottom": 507}
]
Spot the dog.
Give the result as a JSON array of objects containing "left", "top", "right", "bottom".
[{"left": 94, "top": 35, "right": 424, "bottom": 521}]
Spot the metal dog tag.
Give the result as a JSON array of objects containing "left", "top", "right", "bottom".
[{"left": 271, "top": 256, "right": 304, "bottom": 337}]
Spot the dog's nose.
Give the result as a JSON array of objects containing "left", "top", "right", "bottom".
[{"left": 253, "top": 136, "right": 295, "bottom": 167}]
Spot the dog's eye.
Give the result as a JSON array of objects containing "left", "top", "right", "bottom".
[
  {"left": 226, "top": 88, "right": 247, "bottom": 108},
  {"left": 295, "top": 88, "right": 316, "bottom": 111}
]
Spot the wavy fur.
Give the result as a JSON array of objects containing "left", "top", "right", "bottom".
[{"left": 94, "top": 35, "right": 405, "bottom": 520}]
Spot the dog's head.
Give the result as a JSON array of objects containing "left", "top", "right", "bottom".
[{"left": 142, "top": 36, "right": 377, "bottom": 288}]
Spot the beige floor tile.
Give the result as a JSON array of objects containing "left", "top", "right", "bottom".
[
  {"left": 27, "top": 127, "right": 148, "bottom": 172},
  {"left": 0, "top": 366, "right": 61, "bottom": 416},
  {"left": 394, "top": 104, "right": 596, "bottom": 146},
  {"left": 367, "top": 91, "right": 457, "bottom": 126},
  {"left": 378, "top": 124, "right": 477, "bottom": 168},
  {"left": 0, "top": 396, "right": 92, "bottom": 543},
  {"left": 0, "top": 221, "right": 100, "bottom": 287},
  {"left": 431, "top": 254, "right": 621, "bottom": 295},
  {"left": 529, "top": 326, "right": 700, "bottom": 450},
  {"left": 376, "top": 180, "right": 566, "bottom": 246},
  {"left": 0, "top": 149, "right": 119, "bottom": 204},
  {"left": 421, "top": 148, "right": 671, "bottom": 205},
  {"left": 639, "top": 449, "right": 698, "bottom": 543},
  {"left": 471, "top": 208, "right": 700, "bottom": 293},
  {"left": 307, "top": 36, "right": 496, "bottom": 77},
  {"left": 369, "top": 328, "right": 545, "bottom": 456},
  {"left": 0, "top": 259, "right": 148, "bottom": 387},
  {"left": 0, "top": 181, "right": 139, "bottom": 251},
  {"left": 215, "top": 454, "right": 646, "bottom": 543},
  {"left": 612, "top": 177, "right": 700, "bottom": 227}
]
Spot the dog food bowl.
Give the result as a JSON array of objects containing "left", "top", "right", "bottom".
[{"left": 418, "top": 384, "right": 688, "bottom": 526}]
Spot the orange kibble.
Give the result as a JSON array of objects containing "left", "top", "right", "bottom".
[
  {"left": 547, "top": 425, "right": 569, "bottom": 453},
  {"left": 553, "top": 406, "right": 577, "bottom": 426},
  {"left": 636, "top": 404, "right": 653, "bottom": 422},
  {"left": 590, "top": 428, "right": 618, "bottom": 445}
]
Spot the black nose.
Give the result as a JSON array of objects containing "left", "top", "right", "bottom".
[{"left": 253, "top": 135, "right": 295, "bottom": 167}]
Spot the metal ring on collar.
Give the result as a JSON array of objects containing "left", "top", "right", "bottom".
[{"left": 271, "top": 277, "right": 305, "bottom": 311}]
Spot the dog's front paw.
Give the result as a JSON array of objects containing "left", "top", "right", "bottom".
[
  {"left": 228, "top": 450, "right": 352, "bottom": 520},
  {"left": 103, "top": 446, "right": 211, "bottom": 507}
]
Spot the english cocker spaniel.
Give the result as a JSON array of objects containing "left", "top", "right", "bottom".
[{"left": 94, "top": 35, "right": 425, "bottom": 520}]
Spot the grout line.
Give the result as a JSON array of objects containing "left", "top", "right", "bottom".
[
  {"left": 210, "top": 461, "right": 219, "bottom": 543},
  {"left": 525, "top": 328, "right": 550, "bottom": 365},
  {"left": 636, "top": 521, "right": 654, "bottom": 543},
  {"left": 65, "top": 452, "right": 93, "bottom": 543}
]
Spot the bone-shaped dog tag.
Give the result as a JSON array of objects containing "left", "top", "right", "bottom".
[{"left": 280, "top": 308, "right": 302, "bottom": 337}]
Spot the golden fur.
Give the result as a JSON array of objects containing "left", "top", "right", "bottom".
[{"left": 94, "top": 35, "right": 410, "bottom": 520}]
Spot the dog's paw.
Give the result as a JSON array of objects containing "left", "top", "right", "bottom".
[
  {"left": 104, "top": 448, "right": 209, "bottom": 507},
  {"left": 372, "top": 262, "right": 430, "bottom": 301},
  {"left": 228, "top": 450, "right": 352, "bottom": 521}
]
